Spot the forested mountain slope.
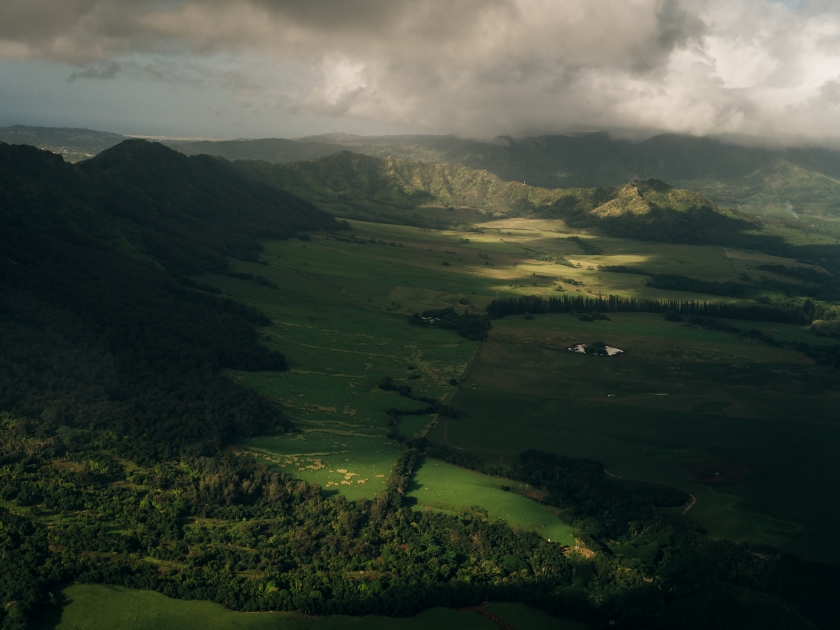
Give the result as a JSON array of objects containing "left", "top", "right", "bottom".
[
  {"left": 236, "top": 151, "right": 752, "bottom": 244},
  {"left": 77, "top": 139, "right": 339, "bottom": 275},
  {"left": 0, "top": 140, "right": 338, "bottom": 458}
]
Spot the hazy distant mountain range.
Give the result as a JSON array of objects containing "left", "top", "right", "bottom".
[
  {"left": 5, "top": 125, "right": 840, "bottom": 217},
  {"left": 0, "top": 125, "right": 124, "bottom": 161}
]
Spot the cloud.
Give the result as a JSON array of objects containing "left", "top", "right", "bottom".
[
  {"left": 67, "top": 61, "right": 121, "bottom": 82},
  {"left": 2, "top": 0, "right": 840, "bottom": 144}
]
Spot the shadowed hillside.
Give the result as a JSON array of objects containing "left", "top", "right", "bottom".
[
  {"left": 235, "top": 150, "right": 561, "bottom": 212},
  {"left": 77, "top": 139, "right": 339, "bottom": 275},
  {"left": 0, "top": 140, "right": 339, "bottom": 458},
  {"left": 547, "top": 178, "right": 755, "bottom": 244}
]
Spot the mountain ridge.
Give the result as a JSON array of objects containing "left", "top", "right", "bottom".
[
  {"left": 173, "top": 132, "right": 840, "bottom": 216},
  {"left": 8, "top": 124, "right": 840, "bottom": 216},
  {"left": 235, "top": 150, "right": 753, "bottom": 244}
]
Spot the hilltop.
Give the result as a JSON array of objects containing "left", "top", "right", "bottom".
[
  {"left": 235, "top": 150, "right": 551, "bottom": 212},
  {"left": 548, "top": 178, "right": 754, "bottom": 243}
]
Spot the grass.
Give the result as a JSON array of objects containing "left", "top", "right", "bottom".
[
  {"left": 35, "top": 584, "right": 500, "bottom": 630},
  {"left": 209, "top": 226, "right": 566, "bottom": 529},
  {"left": 431, "top": 311, "right": 840, "bottom": 562},
  {"left": 409, "top": 459, "right": 576, "bottom": 545},
  {"left": 204, "top": 216, "right": 839, "bottom": 560},
  {"left": 209, "top": 232, "right": 481, "bottom": 501}
]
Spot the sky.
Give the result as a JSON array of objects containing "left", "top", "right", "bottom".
[{"left": 1, "top": 0, "right": 840, "bottom": 144}]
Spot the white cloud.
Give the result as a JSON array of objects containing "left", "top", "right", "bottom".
[{"left": 2, "top": 0, "right": 840, "bottom": 144}]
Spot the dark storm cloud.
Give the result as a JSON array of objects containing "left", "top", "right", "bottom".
[
  {"left": 2, "top": 0, "right": 840, "bottom": 144},
  {"left": 0, "top": 0, "right": 701, "bottom": 69}
]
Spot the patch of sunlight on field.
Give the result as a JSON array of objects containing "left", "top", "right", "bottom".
[
  {"left": 409, "top": 459, "right": 575, "bottom": 546},
  {"left": 37, "top": 585, "right": 498, "bottom": 630},
  {"left": 209, "top": 228, "right": 482, "bottom": 501},
  {"left": 237, "top": 433, "right": 396, "bottom": 501}
]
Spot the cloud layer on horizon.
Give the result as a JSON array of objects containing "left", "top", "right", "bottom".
[{"left": 2, "top": 0, "right": 840, "bottom": 145}]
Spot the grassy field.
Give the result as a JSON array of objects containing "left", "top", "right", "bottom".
[
  {"left": 409, "top": 459, "right": 576, "bottom": 545},
  {"left": 205, "top": 216, "right": 839, "bottom": 561},
  {"left": 208, "top": 225, "right": 572, "bottom": 532},
  {"left": 430, "top": 311, "right": 840, "bottom": 562},
  {"left": 204, "top": 228, "right": 483, "bottom": 500},
  {"left": 35, "top": 585, "right": 502, "bottom": 630}
]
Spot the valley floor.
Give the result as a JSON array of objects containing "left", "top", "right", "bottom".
[{"left": 211, "top": 215, "right": 840, "bottom": 563}]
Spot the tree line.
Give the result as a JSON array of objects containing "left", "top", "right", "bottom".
[
  {"left": 486, "top": 294, "right": 820, "bottom": 325},
  {"left": 408, "top": 307, "right": 491, "bottom": 341}
]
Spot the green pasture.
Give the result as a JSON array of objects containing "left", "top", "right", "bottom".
[
  {"left": 409, "top": 459, "right": 576, "bottom": 545},
  {"left": 199, "top": 227, "right": 486, "bottom": 505},
  {"left": 340, "top": 218, "right": 750, "bottom": 306},
  {"left": 432, "top": 312, "right": 840, "bottom": 562},
  {"left": 466, "top": 216, "right": 840, "bottom": 307},
  {"left": 36, "top": 585, "right": 499, "bottom": 630},
  {"left": 204, "top": 217, "right": 839, "bottom": 559},
  {"left": 395, "top": 413, "right": 434, "bottom": 438},
  {"left": 214, "top": 258, "right": 476, "bottom": 500}
]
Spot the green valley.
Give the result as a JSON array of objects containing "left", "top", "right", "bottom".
[{"left": 3, "top": 138, "right": 840, "bottom": 630}]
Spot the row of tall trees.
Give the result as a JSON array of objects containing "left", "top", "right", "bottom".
[{"left": 486, "top": 294, "right": 820, "bottom": 325}]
